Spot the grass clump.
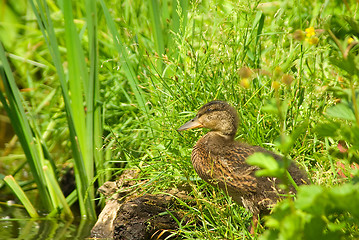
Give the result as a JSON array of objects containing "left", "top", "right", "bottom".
[{"left": 1, "top": 0, "right": 359, "bottom": 239}]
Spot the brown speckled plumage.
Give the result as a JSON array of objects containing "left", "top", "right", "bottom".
[{"left": 178, "top": 100, "right": 309, "bottom": 226}]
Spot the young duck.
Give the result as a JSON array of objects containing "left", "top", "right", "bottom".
[{"left": 178, "top": 100, "right": 309, "bottom": 233}]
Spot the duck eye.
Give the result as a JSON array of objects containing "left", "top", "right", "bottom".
[{"left": 207, "top": 108, "right": 212, "bottom": 112}]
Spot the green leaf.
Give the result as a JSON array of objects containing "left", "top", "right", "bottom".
[
  {"left": 280, "top": 213, "right": 304, "bottom": 240},
  {"left": 295, "top": 185, "right": 326, "bottom": 215},
  {"left": 329, "top": 54, "right": 359, "bottom": 77},
  {"left": 329, "top": 183, "right": 359, "bottom": 219},
  {"left": 326, "top": 103, "right": 356, "bottom": 121},
  {"left": 274, "top": 134, "right": 293, "bottom": 155},
  {"left": 344, "top": 16, "right": 359, "bottom": 36},
  {"left": 315, "top": 121, "right": 341, "bottom": 137},
  {"left": 261, "top": 98, "right": 278, "bottom": 114},
  {"left": 326, "top": 86, "right": 351, "bottom": 99},
  {"left": 246, "top": 153, "right": 285, "bottom": 178},
  {"left": 303, "top": 215, "right": 326, "bottom": 240},
  {"left": 350, "top": 126, "right": 359, "bottom": 149},
  {"left": 262, "top": 98, "right": 289, "bottom": 116}
]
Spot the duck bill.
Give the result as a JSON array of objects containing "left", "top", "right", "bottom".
[{"left": 177, "top": 116, "right": 203, "bottom": 131}]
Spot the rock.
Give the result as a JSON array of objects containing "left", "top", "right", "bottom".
[
  {"left": 113, "top": 194, "right": 180, "bottom": 240},
  {"left": 91, "top": 199, "right": 121, "bottom": 239},
  {"left": 91, "top": 169, "right": 189, "bottom": 239}
]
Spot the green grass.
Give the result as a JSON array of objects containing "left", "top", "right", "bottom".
[{"left": 1, "top": 0, "right": 359, "bottom": 239}]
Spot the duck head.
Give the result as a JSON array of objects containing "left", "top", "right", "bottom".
[{"left": 178, "top": 100, "right": 239, "bottom": 137}]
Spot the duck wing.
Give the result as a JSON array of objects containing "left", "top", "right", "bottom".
[{"left": 192, "top": 135, "right": 308, "bottom": 214}]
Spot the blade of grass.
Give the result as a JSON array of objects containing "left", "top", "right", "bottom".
[
  {"left": 99, "top": 0, "right": 149, "bottom": 115},
  {"left": 4, "top": 175, "right": 39, "bottom": 218},
  {"left": 149, "top": 0, "right": 165, "bottom": 72},
  {"left": 325, "top": 137, "right": 337, "bottom": 179},
  {"left": 43, "top": 162, "right": 74, "bottom": 220},
  {"left": 29, "top": 0, "right": 97, "bottom": 219},
  {"left": 28, "top": 0, "right": 87, "bottom": 217},
  {"left": 1, "top": 60, "right": 70, "bottom": 217},
  {"left": 85, "top": 0, "right": 105, "bottom": 190},
  {"left": 0, "top": 46, "right": 53, "bottom": 211},
  {"left": 61, "top": 0, "right": 96, "bottom": 219}
]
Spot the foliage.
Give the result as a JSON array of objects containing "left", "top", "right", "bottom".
[
  {"left": 0, "top": 0, "right": 103, "bottom": 219},
  {"left": 261, "top": 184, "right": 359, "bottom": 240},
  {"left": 250, "top": 15, "right": 359, "bottom": 240},
  {"left": 0, "top": 0, "right": 359, "bottom": 239},
  {"left": 0, "top": 45, "right": 72, "bottom": 218}
]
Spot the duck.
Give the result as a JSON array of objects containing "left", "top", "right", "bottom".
[{"left": 177, "top": 100, "right": 309, "bottom": 233}]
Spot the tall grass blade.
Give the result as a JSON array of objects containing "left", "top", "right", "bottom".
[
  {"left": 28, "top": 0, "right": 99, "bottom": 219},
  {"left": 84, "top": 0, "right": 105, "bottom": 189},
  {"left": 0, "top": 44, "right": 53, "bottom": 211},
  {"left": 43, "top": 163, "right": 74, "bottom": 220},
  {"left": 61, "top": 0, "right": 96, "bottom": 219},
  {"left": 149, "top": 0, "right": 165, "bottom": 72},
  {"left": 29, "top": 0, "right": 88, "bottom": 217},
  {"left": 4, "top": 175, "right": 39, "bottom": 218},
  {"left": 99, "top": 0, "right": 149, "bottom": 115}
]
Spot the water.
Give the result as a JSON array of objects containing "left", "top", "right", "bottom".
[{"left": 0, "top": 205, "right": 95, "bottom": 240}]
